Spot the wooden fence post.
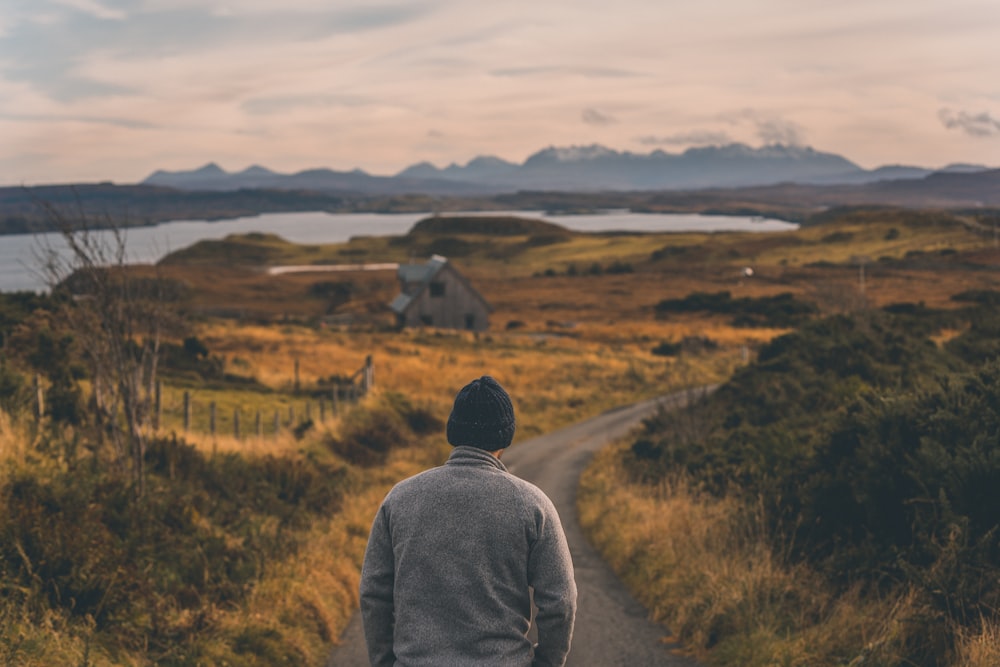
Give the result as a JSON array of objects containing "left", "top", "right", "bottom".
[
  {"left": 294, "top": 358, "right": 300, "bottom": 394},
  {"left": 209, "top": 402, "right": 216, "bottom": 436},
  {"left": 33, "top": 373, "right": 44, "bottom": 422},
  {"left": 233, "top": 409, "right": 240, "bottom": 440},
  {"left": 273, "top": 409, "right": 280, "bottom": 435},
  {"left": 289, "top": 405, "right": 295, "bottom": 426},
  {"left": 332, "top": 388, "right": 339, "bottom": 416},
  {"left": 319, "top": 398, "right": 326, "bottom": 423},
  {"left": 154, "top": 380, "right": 162, "bottom": 431},
  {"left": 364, "top": 354, "right": 373, "bottom": 393},
  {"left": 183, "top": 391, "right": 191, "bottom": 432},
  {"left": 256, "top": 410, "right": 262, "bottom": 438}
]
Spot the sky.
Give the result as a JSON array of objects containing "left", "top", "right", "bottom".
[{"left": 2, "top": 0, "right": 999, "bottom": 185}]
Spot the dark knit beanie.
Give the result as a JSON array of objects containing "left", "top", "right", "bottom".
[{"left": 446, "top": 376, "right": 516, "bottom": 450}]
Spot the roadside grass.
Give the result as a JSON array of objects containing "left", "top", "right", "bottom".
[
  {"left": 0, "top": 409, "right": 30, "bottom": 463},
  {"left": 579, "top": 440, "right": 1000, "bottom": 667},
  {"left": 955, "top": 622, "right": 1000, "bottom": 667},
  {"left": 189, "top": 436, "right": 450, "bottom": 667}
]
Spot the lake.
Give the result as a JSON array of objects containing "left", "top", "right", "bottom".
[{"left": 0, "top": 210, "right": 797, "bottom": 293}]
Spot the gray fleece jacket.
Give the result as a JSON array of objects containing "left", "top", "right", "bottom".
[{"left": 360, "top": 446, "right": 577, "bottom": 667}]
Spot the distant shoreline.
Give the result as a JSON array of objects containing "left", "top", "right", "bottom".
[{"left": 0, "top": 210, "right": 798, "bottom": 293}]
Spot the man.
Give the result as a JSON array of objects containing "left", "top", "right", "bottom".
[{"left": 360, "top": 375, "right": 577, "bottom": 666}]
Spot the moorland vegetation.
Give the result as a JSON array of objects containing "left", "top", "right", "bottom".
[
  {"left": 2, "top": 206, "right": 1000, "bottom": 665},
  {"left": 575, "top": 213, "right": 1000, "bottom": 664}
]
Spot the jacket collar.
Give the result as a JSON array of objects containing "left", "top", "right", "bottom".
[{"left": 446, "top": 446, "right": 508, "bottom": 472}]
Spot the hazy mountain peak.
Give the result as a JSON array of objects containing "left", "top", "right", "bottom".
[
  {"left": 140, "top": 142, "right": 987, "bottom": 194},
  {"left": 395, "top": 161, "right": 440, "bottom": 178},
  {"left": 193, "top": 162, "right": 226, "bottom": 175},
  {"left": 466, "top": 155, "right": 516, "bottom": 169},
  {"left": 938, "top": 163, "right": 988, "bottom": 174},
  {"left": 526, "top": 144, "right": 618, "bottom": 164},
  {"left": 238, "top": 164, "right": 275, "bottom": 176}
]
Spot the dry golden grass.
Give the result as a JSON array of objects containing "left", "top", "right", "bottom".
[
  {"left": 191, "top": 319, "right": 743, "bottom": 442},
  {"left": 173, "top": 422, "right": 325, "bottom": 457},
  {"left": 0, "top": 611, "right": 138, "bottom": 667},
  {"left": 578, "top": 441, "right": 971, "bottom": 667},
  {"left": 205, "top": 442, "right": 446, "bottom": 665},
  {"left": 954, "top": 621, "right": 1000, "bottom": 667},
  {"left": 0, "top": 410, "right": 29, "bottom": 466},
  {"left": 0, "top": 422, "right": 146, "bottom": 667}
]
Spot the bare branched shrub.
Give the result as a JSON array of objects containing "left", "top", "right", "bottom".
[{"left": 36, "top": 202, "right": 168, "bottom": 496}]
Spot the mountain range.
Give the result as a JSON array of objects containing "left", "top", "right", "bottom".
[{"left": 143, "top": 143, "right": 993, "bottom": 195}]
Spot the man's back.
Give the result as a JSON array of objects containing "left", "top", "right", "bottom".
[{"left": 360, "top": 445, "right": 577, "bottom": 666}]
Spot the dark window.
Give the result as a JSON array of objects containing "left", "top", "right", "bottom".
[
  {"left": 464, "top": 313, "right": 476, "bottom": 330},
  {"left": 430, "top": 282, "right": 445, "bottom": 297},
  {"left": 420, "top": 314, "right": 433, "bottom": 326}
]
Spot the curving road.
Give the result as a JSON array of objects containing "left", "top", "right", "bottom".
[{"left": 326, "top": 390, "right": 708, "bottom": 666}]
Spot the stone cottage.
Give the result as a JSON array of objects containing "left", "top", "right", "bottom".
[{"left": 389, "top": 255, "right": 492, "bottom": 331}]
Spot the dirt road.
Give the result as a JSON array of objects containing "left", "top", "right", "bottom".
[{"left": 326, "top": 390, "right": 706, "bottom": 666}]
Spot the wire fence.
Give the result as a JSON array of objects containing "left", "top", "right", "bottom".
[{"left": 29, "top": 356, "right": 376, "bottom": 441}]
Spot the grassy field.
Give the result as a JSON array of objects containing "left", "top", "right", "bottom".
[{"left": 3, "top": 207, "right": 1000, "bottom": 665}]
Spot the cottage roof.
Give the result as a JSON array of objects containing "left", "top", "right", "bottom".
[
  {"left": 389, "top": 292, "right": 413, "bottom": 314},
  {"left": 397, "top": 264, "right": 433, "bottom": 285}
]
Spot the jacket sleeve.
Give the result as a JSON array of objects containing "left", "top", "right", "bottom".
[
  {"left": 527, "top": 496, "right": 578, "bottom": 667},
  {"left": 359, "top": 504, "right": 396, "bottom": 667}
]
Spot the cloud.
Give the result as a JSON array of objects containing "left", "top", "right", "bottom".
[
  {"left": 581, "top": 108, "right": 616, "bottom": 126},
  {"left": 491, "top": 65, "right": 640, "bottom": 79},
  {"left": 636, "top": 130, "right": 732, "bottom": 146},
  {"left": 939, "top": 108, "right": 1000, "bottom": 137},
  {"left": 0, "top": 2, "right": 441, "bottom": 101},
  {"left": 51, "top": 0, "right": 127, "bottom": 20},
  {"left": 752, "top": 117, "right": 803, "bottom": 146},
  {"left": 0, "top": 7, "right": 230, "bottom": 100},
  {"left": 0, "top": 111, "right": 155, "bottom": 129},
  {"left": 242, "top": 94, "right": 373, "bottom": 115},
  {"left": 724, "top": 109, "right": 805, "bottom": 146}
]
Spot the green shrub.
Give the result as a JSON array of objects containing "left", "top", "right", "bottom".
[
  {"left": 946, "top": 311, "right": 1000, "bottom": 365},
  {"left": 160, "top": 338, "right": 225, "bottom": 382},
  {"left": 951, "top": 289, "right": 1000, "bottom": 306},
  {"left": 627, "top": 313, "right": 958, "bottom": 495},
  {"left": 605, "top": 260, "right": 634, "bottom": 274},
  {"left": 654, "top": 291, "right": 818, "bottom": 328},
  {"left": 798, "top": 362, "right": 1000, "bottom": 623},
  {"left": 651, "top": 341, "right": 682, "bottom": 357},
  {"left": 0, "top": 361, "right": 28, "bottom": 416},
  {"left": 327, "top": 391, "right": 442, "bottom": 467}
]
